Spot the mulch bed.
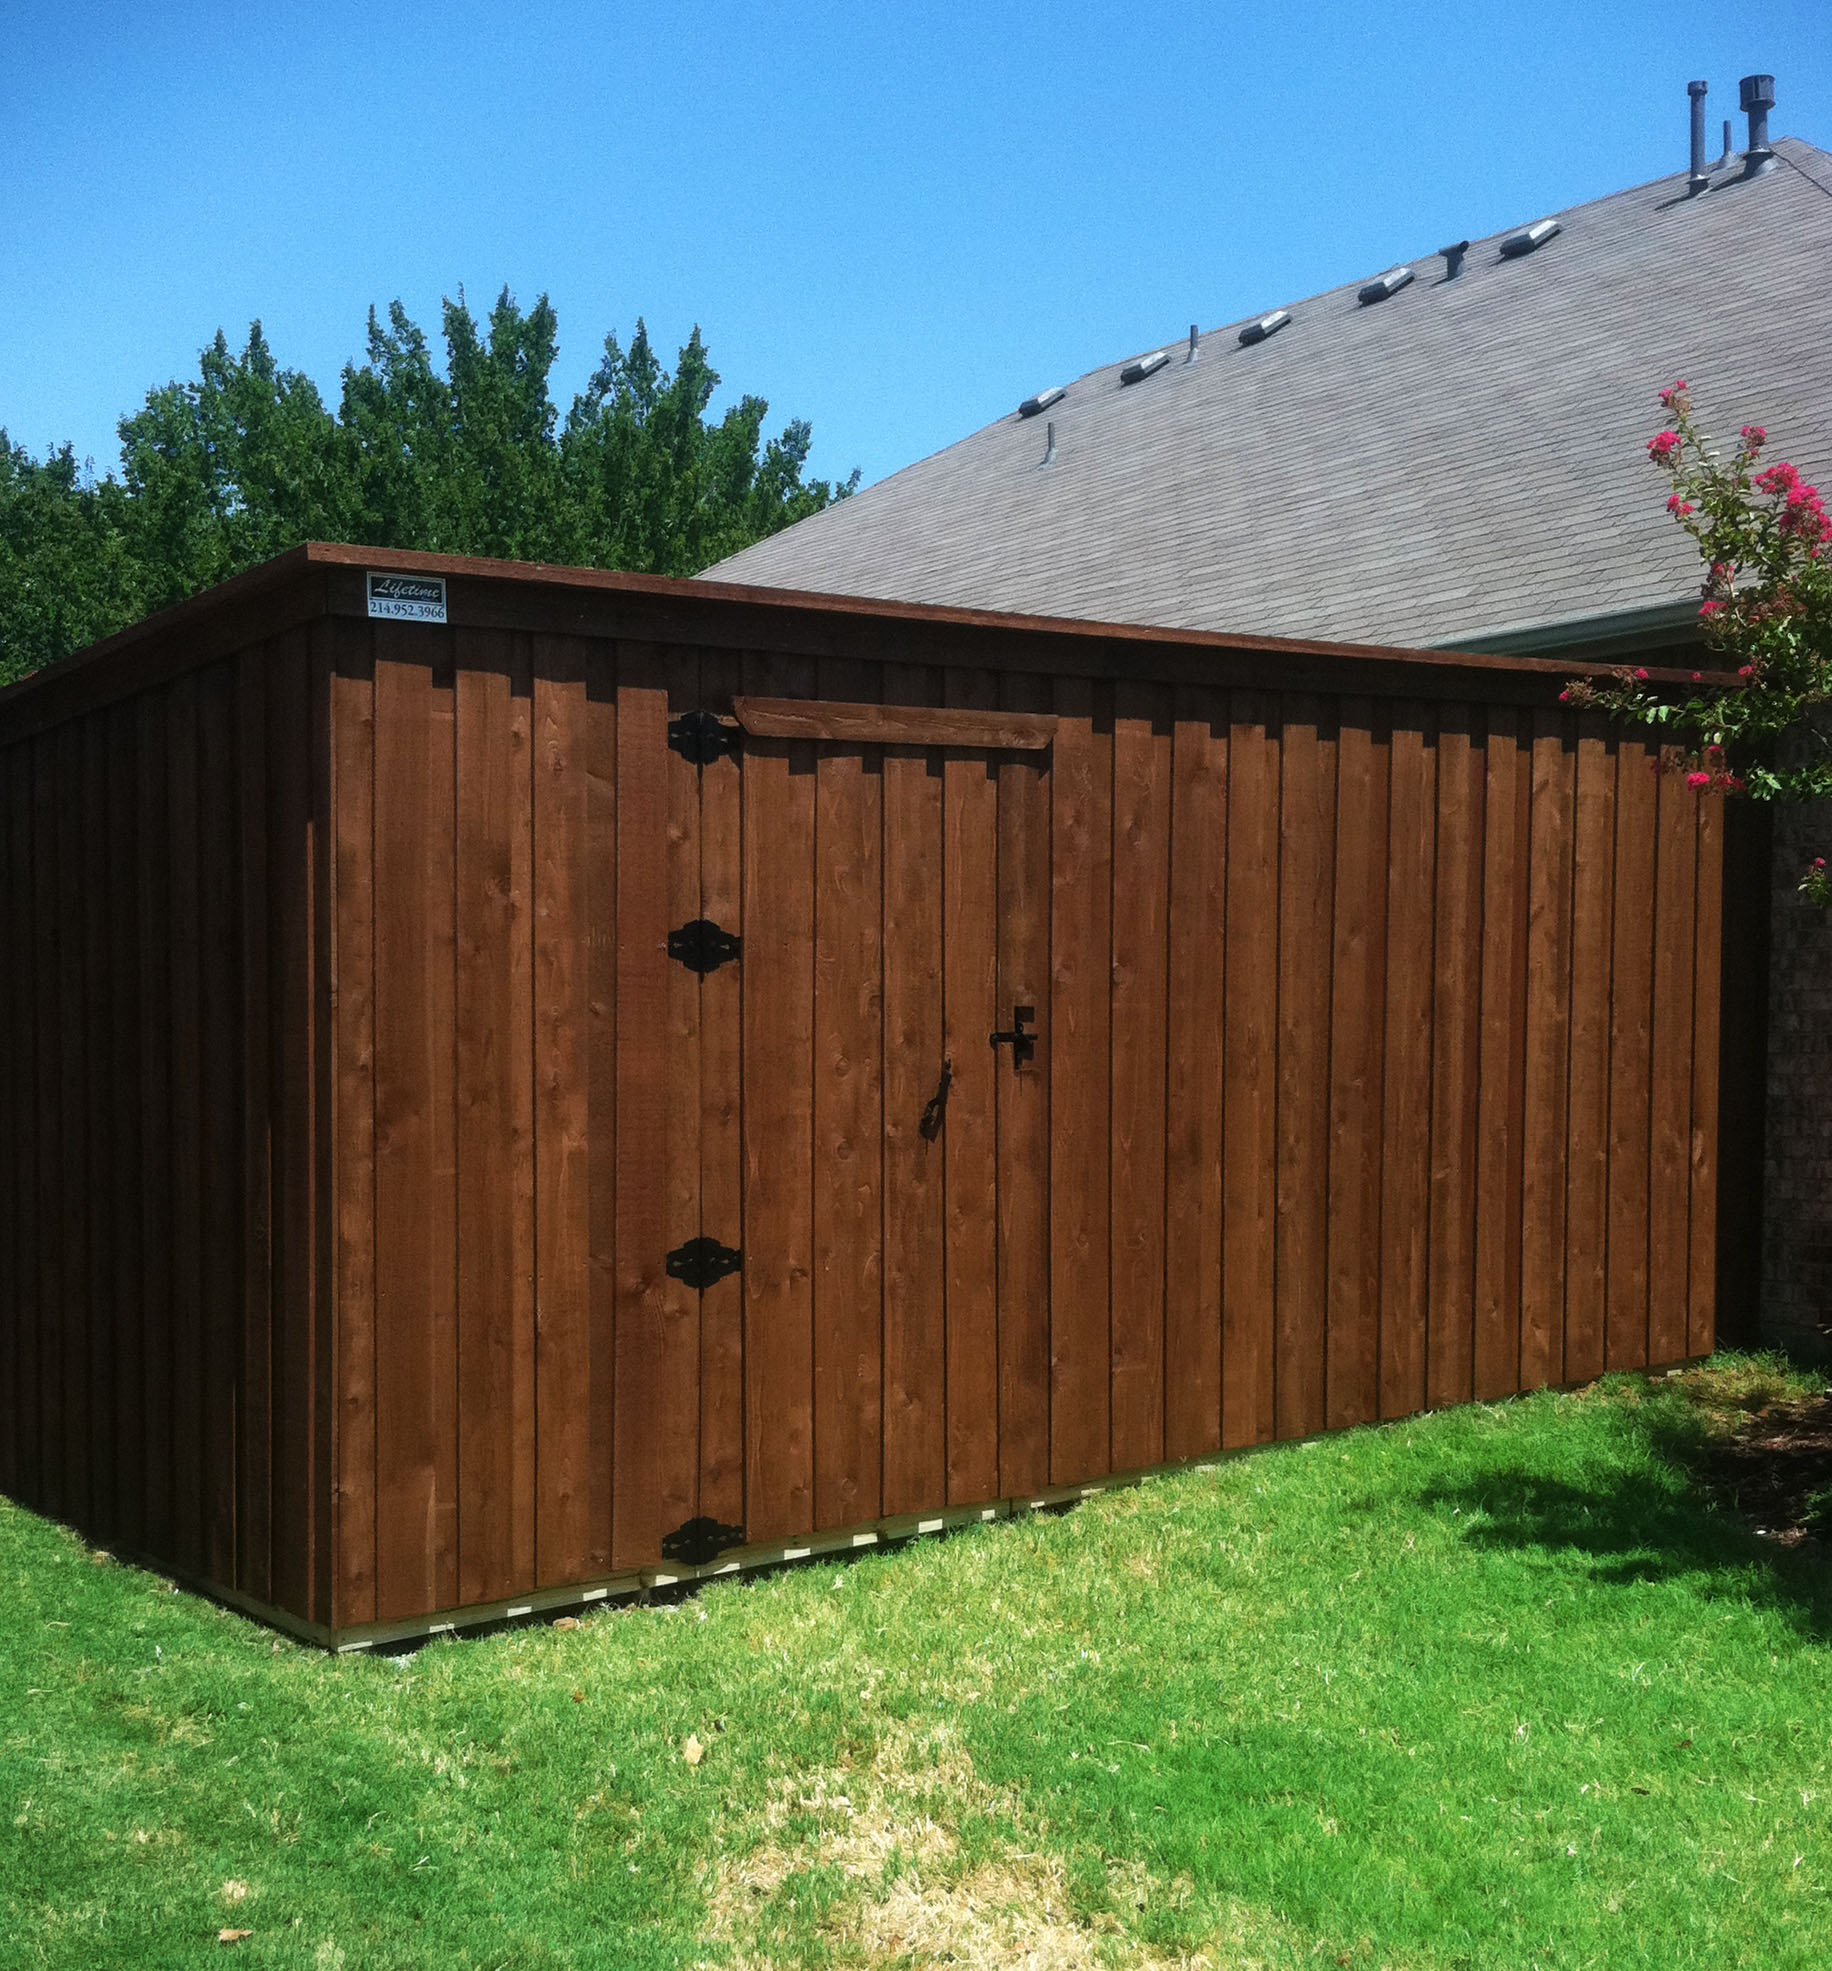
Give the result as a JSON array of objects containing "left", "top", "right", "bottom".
[{"left": 1689, "top": 1391, "right": 1832, "bottom": 1552}]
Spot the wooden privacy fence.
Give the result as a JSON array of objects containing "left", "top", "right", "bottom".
[{"left": 0, "top": 546, "right": 1765, "bottom": 1645}]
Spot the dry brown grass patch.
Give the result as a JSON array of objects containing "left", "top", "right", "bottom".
[{"left": 700, "top": 1721, "right": 1253, "bottom": 1968}]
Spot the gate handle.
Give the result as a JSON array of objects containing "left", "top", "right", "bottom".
[
  {"left": 990, "top": 1005, "right": 1037, "bottom": 1070},
  {"left": 919, "top": 1058, "right": 953, "bottom": 1141}
]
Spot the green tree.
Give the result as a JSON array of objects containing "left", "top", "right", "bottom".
[
  {"left": 1, "top": 289, "right": 853, "bottom": 683},
  {"left": 0, "top": 438, "right": 148, "bottom": 687}
]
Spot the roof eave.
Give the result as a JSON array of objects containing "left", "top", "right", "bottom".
[{"left": 1431, "top": 597, "right": 1705, "bottom": 661}]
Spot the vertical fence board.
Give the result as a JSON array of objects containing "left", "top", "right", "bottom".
[
  {"left": 370, "top": 627, "right": 458, "bottom": 1620},
  {"left": 1326, "top": 702, "right": 1388, "bottom": 1431},
  {"left": 996, "top": 672, "right": 1052, "bottom": 1497},
  {"left": 1607, "top": 739, "right": 1657, "bottom": 1369},
  {"left": 198, "top": 666, "right": 243, "bottom": 1581},
  {"left": 1649, "top": 769, "right": 1699, "bottom": 1366},
  {"left": 696, "top": 650, "right": 744, "bottom": 1530},
  {"left": 534, "top": 637, "right": 593, "bottom": 1580},
  {"left": 329, "top": 621, "right": 377, "bottom": 1627},
  {"left": 742, "top": 649, "right": 817, "bottom": 1540},
  {"left": 813, "top": 656, "right": 884, "bottom": 1529},
  {"left": 1689, "top": 792, "right": 1725, "bottom": 1360},
  {"left": 1223, "top": 692, "right": 1278, "bottom": 1449},
  {"left": 33, "top": 733, "right": 63, "bottom": 1521},
  {"left": 1164, "top": 688, "right": 1227, "bottom": 1462},
  {"left": 882, "top": 663, "right": 948, "bottom": 1517},
  {"left": 1474, "top": 710, "right": 1530, "bottom": 1398},
  {"left": 166, "top": 684, "right": 203, "bottom": 1569},
  {"left": 1379, "top": 708, "right": 1436, "bottom": 1420},
  {"left": 107, "top": 704, "right": 145, "bottom": 1550},
  {"left": 1049, "top": 677, "right": 1112, "bottom": 1482},
  {"left": 0, "top": 752, "right": 18, "bottom": 1499},
  {"left": 1275, "top": 700, "right": 1334, "bottom": 1439},
  {"left": 236, "top": 654, "right": 272, "bottom": 1604},
  {"left": 1520, "top": 711, "right": 1576, "bottom": 1392},
  {"left": 453, "top": 632, "right": 533, "bottom": 1606},
  {"left": 80, "top": 716, "right": 113, "bottom": 1538},
  {"left": 608, "top": 642, "right": 673, "bottom": 1572},
  {"left": 1427, "top": 707, "right": 1485, "bottom": 1409},
  {"left": 657, "top": 649, "right": 705, "bottom": 1543},
  {"left": 135, "top": 698, "right": 172, "bottom": 1561},
  {"left": 1109, "top": 683, "right": 1170, "bottom": 1473},
  {"left": 941, "top": 668, "right": 1001, "bottom": 1505},
  {"left": 583, "top": 644, "right": 616, "bottom": 1574},
  {"left": 1563, "top": 721, "right": 1616, "bottom": 1386}
]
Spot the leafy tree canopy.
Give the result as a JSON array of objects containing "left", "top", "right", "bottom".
[{"left": 1, "top": 288, "right": 855, "bottom": 686}]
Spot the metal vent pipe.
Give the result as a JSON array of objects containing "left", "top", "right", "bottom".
[
  {"left": 1740, "top": 73, "right": 1777, "bottom": 173},
  {"left": 1687, "top": 80, "right": 1710, "bottom": 195}
]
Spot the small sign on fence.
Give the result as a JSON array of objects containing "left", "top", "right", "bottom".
[{"left": 366, "top": 572, "right": 448, "bottom": 623}]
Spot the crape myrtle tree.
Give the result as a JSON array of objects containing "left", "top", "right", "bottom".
[
  {"left": 1564, "top": 382, "right": 1832, "bottom": 901},
  {"left": 0, "top": 286, "right": 855, "bottom": 687}
]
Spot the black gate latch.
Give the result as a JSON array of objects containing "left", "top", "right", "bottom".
[
  {"left": 661, "top": 1516, "right": 746, "bottom": 1567},
  {"left": 668, "top": 709, "right": 741, "bottom": 765},
  {"left": 667, "top": 918, "right": 741, "bottom": 974},
  {"left": 990, "top": 1004, "right": 1037, "bottom": 1068},
  {"left": 666, "top": 1236, "right": 743, "bottom": 1291}
]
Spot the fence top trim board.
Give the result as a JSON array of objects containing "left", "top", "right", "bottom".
[{"left": 0, "top": 541, "right": 1719, "bottom": 746}]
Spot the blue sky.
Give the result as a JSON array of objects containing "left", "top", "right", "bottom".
[{"left": 4, "top": 1, "right": 1828, "bottom": 493}]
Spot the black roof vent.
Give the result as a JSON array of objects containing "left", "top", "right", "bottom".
[
  {"left": 1019, "top": 385, "right": 1065, "bottom": 418},
  {"left": 1238, "top": 308, "right": 1290, "bottom": 346},
  {"left": 1357, "top": 266, "right": 1414, "bottom": 305},
  {"left": 1740, "top": 73, "right": 1777, "bottom": 174},
  {"left": 1439, "top": 240, "right": 1469, "bottom": 280},
  {"left": 1500, "top": 218, "right": 1561, "bottom": 258},
  {"left": 1119, "top": 349, "right": 1170, "bottom": 385}
]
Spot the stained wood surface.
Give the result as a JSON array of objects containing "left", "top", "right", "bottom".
[
  {"left": 0, "top": 591, "right": 1746, "bottom": 1638},
  {"left": 1164, "top": 687, "right": 1227, "bottom": 1461},
  {"left": 736, "top": 697, "right": 1056, "bottom": 749},
  {"left": 1275, "top": 699, "right": 1333, "bottom": 1441},
  {"left": 811, "top": 657, "right": 884, "bottom": 1529}
]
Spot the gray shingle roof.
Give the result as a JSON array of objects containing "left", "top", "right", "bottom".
[{"left": 710, "top": 139, "right": 1832, "bottom": 650}]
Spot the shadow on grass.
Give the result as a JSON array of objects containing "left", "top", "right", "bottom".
[{"left": 1414, "top": 1408, "right": 1832, "bottom": 1647}]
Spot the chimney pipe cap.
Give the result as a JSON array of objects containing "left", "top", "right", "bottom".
[
  {"left": 1739, "top": 73, "right": 1776, "bottom": 112},
  {"left": 1688, "top": 79, "right": 1708, "bottom": 100}
]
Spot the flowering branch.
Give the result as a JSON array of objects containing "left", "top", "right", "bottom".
[{"left": 1563, "top": 383, "right": 1832, "bottom": 902}]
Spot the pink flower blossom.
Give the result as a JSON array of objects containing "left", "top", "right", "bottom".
[
  {"left": 1741, "top": 423, "right": 1767, "bottom": 448},
  {"left": 1634, "top": 667, "right": 1650, "bottom": 679},
  {"left": 1648, "top": 431, "right": 1681, "bottom": 463},
  {"left": 1699, "top": 598, "right": 1724, "bottom": 618},
  {"left": 1738, "top": 664, "right": 1756, "bottom": 679},
  {"left": 1756, "top": 461, "right": 1802, "bottom": 496},
  {"left": 1692, "top": 672, "right": 1703, "bottom": 681},
  {"left": 1685, "top": 770, "right": 1711, "bottom": 789}
]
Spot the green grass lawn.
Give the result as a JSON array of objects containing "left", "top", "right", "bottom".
[{"left": 3, "top": 1360, "right": 1831, "bottom": 1969}]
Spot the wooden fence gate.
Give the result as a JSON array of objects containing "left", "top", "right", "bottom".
[{"left": 631, "top": 676, "right": 1060, "bottom": 1570}]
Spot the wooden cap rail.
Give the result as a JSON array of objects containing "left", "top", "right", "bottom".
[{"left": 733, "top": 697, "right": 1058, "bottom": 750}]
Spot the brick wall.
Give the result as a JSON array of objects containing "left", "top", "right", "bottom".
[{"left": 1762, "top": 788, "right": 1832, "bottom": 1361}]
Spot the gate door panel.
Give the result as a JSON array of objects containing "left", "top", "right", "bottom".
[{"left": 736, "top": 692, "right": 1055, "bottom": 1547}]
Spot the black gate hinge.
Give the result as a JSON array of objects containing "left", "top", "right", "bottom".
[
  {"left": 667, "top": 918, "right": 741, "bottom": 974},
  {"left": 662, "top": 1515, "right": 746, "bottom": 1567},
  {"left": 668, "top": 708, "right": 741, "bottom": 765},
  {"left": 666, "top": 1236, "right": 743, "bottom": 1291}
]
